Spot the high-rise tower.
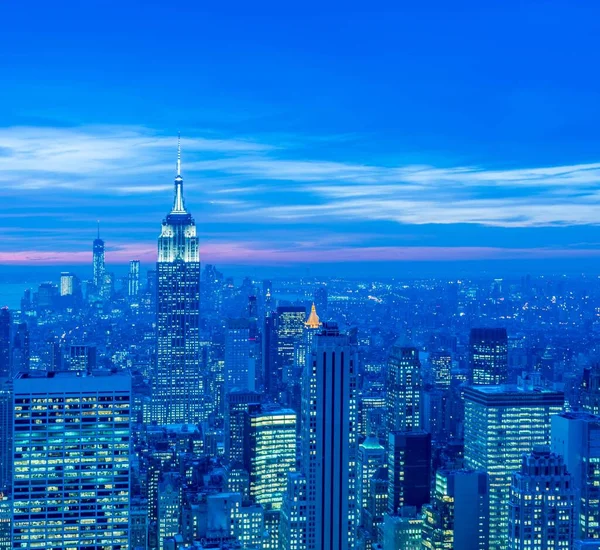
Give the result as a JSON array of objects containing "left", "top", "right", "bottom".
[
  {"left": 386, "top": 344, "right": 422, "bottom": 435},
  {"left": 92, "top": 221, "right": 105, "bottom": 289},
  {"left": 152, "top": 137, "right": 202, "bottom": 425},
  {"left": 302, "top": 322, "right": 358, "bottom": 550},
  {"left": 469, "top": 328, "right": 508, "bottom": 385}
]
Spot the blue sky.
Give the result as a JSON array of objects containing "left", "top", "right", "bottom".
[{"left": 2, "top": 1, "right": 600, "bottom": 270}]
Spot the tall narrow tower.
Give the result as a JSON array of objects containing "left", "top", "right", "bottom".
[
  {"left": 92, "top": 221, "right": 105, "bottom": 289},
  {"left": 152, "top": 137, "right": 202, "bottom": 425},
  {"left": 302, "top": 322, "right": 358, "bottom": 550}
]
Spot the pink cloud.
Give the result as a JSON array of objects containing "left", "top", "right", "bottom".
[{"left": 1, "top": 243, "right": 600, "bottom": 265}]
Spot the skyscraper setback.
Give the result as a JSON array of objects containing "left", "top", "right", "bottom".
[{"left": 152, "top": 139, "right": 202, "bottom": 425}]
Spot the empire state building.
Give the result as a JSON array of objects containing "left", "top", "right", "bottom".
[{"left": 152, "top": 139, "right": 202, "bottom": 425}]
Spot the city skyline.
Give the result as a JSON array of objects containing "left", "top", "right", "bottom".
[{"left": 3, "top": 3, "right": 600, "bottom": 271}]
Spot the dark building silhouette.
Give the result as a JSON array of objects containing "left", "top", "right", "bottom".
[
  {"left": 388, "top": 430, "right": 431, "bottom": 515},
  {"left": 0, "top": 308, "right": 10, "bottom": 378}
]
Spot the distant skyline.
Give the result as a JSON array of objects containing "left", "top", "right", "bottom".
[{"left": 3, "top": 2, "right": 600, "bottom": 269}]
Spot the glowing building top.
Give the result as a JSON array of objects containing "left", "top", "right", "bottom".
[
  {"left": 158, "top": 136, "right": 199, "bottom": 264},
  {"left": 305, "top": 303, "right": 321, "bottom": 329}
]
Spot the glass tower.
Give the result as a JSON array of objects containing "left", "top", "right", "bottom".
[
  {"left": 464, "top": 378, "right": 564, "bottom": 550},
  {"left": 244, "top": 405, "right": 297, "bottom": 510},
  {"left": 11, "top": 371, "right": 131, "bottom": 549},
  {"left": 152, "top": 139, "right": 202, "bottom": 425}
]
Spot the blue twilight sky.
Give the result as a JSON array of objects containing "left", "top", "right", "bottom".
[{"left": 2, "top": 1, "right": 600, "bottom": 272}]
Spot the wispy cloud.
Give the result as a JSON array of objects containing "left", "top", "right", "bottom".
[{"left": 2, "top": 124, "right": 600, "bottom": 264}]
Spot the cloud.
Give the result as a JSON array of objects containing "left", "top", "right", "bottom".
[
  {"left": 2, "top": 123, "right": 600, "bottom": 264},
  {"left": 2, "top": 243, "right": 600, "bottom": 266}
]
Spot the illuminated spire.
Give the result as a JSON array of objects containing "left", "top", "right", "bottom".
[
  {"left": 172, "top": 133, "right": 186, "bottom": 213},
  {"left": 177, "top": 132, "right": 181, "bottom": 177},
  {"left": 305, "top": 302, "right": 321, "bottom": 329},
  {"left": 97, "top": 220, "right": 100, "bottom": 239}
]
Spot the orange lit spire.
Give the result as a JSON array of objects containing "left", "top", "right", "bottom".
[{"left": 305, "top": 302, "right": 321, "bottom": 329}]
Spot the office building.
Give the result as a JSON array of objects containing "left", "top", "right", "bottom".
[
  {"left": 68, "top": 344, "right": 97, "bottom": 373},
  {"left": 507, "top": 448, "right": 575, "bottom": 550},
  {"left": 60, "top": 272, "right": 75, "bottom": 296},
  {"left": 128, "top": 259, "right": 140, "bottom": 298},
  {"left": 244, "top": 405, "right": 297, "bottom": 510},
  {"left": 225, "top": 318, "right": 253, "bottom": 393},
  {"left": 279, "top": 472, "right": 308, "bottom": 550},
  {"left": 552, "top": 411, "right": 600, "bottom": 540},
  {"left": 470, "top": 328, "right": 508, "bottom": 385},
  {"left": 386, "top": 345, "right": 422, "bottom": 435},
  {"left": 152, "top": 139, "right": 202, "bottom": 425},
  {"left": 225, "top": 390, "right": 262, "bottom": 463},
  {"left": 382, "top": 507, "right": 423, "bottom": 550},
  {"left": 0, "top": 491, "right": 9, "bottom": 549},
  {"left": 580, "top": 363, "right": 600, "bottom": 415},
  {"left": 92, "top": 222, "right": 105, "bottom": 290},
  {"left": 0, "top": 379, "right": 12, "bottom": 491},
  {"left": 302, "top": 322, "right": 358, "bottom": 550},
  {"left": 12, "top": 323, "right": 29, "bottom": 375},
  {"left": 158, "top": 473, "right": 181, "bottom": 548},
  {"left": 387, "top": 430, "right": 431, "bottom": 515},
  {"left": 430, "top": 351, "right": 452, "bottom": 390},
  {"left": 11, "top": 371, "right": 131, "bottom": 549},
  {"left": 276, "top": 306, "right": 306, "bottom": 386},
  {"left": 421, "top": 469, "right": 489, "bottom": 550},
  {"left": 357, "top": 435, "right": 385, "bottom": 524},
  {"left": 464, "top": 378, "right": 564, "bottom": 550},
  {"left": 0, "top": 308, "right": 9, "bottom": 379}
]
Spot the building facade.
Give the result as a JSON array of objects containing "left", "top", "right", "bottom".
[
  {"left": 152, "top": 141, "right": 202, "bottom": 425},
  {"left": 507, "top": 448, "right": 575, "bottom": 550},
  {"left": 469, "top": 328, "right": 508, "bottom": 386},
  {"left": 11, "top": 371, "right": 131, "bottom": 549},
  {"left": 302, "top": 322, "right": 358, "bottom": 550},
  {"left": 464, "top": 380, "right": 564, "bottom": 550},
  {"left": 386, "top": 345, "right": 422, "bottom": 436}
]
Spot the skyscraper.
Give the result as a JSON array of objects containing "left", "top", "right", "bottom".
[
  {"left": 225, "top": 318, "right": 253, "bottom": 393},
  {"left": 469, "top": 328, "right": 508, "bottom": 385},
  {"left": 92, "top": 221, "right": 105, "bottom": 290},
  {"left": 421, "top": 469, "right": 489, "bottom": 550},
  {"left": 225, "top": 389, "right": 262, "bottom": 463},
  {"left": 507, "top": 448, "right": 575, "bottom": 550},
  {"left": 68, "top": 344, "right": 97, "bottom": 373},
  {"left": 11, "top": 371, "right": 131, "bottom": 549},
  {"left": 128, "top": 259, "right": 140, "bottom": 298},
  {"left": 280, "top": 471, "right": 308, "bottom": 550},
  {"left": 302, "top": 322, "right": 358, "bottom": 550},
  {"left": 464, "top": 378, "right": 564, "bottom": 550},
  {"left": 276, "top": 305, "right": 306, "bottom": 387},
  {"left": 0, "top": 308, "right": 10, "bottom": 379},
  {"left": 357, "top": 434, "right": 385, "bottom": 525},
  {"left": 430, "top": 351, "right": 452, "bottom": 390},
  {"left": 387, "top": 430, "right": 431, "bottom": 515},
  {"left": 152, "top": 138, "right": 202, "bottom": 425},
  {"left": 243, "top": 405, "right": 297, "bottom": 510},
  {"left": 580, "top": 363, "right": 600, "bottom": 415},
  {"left": 551, "top": 411, "right": 600, "bottom": 541},
  {"left": 12, "top": 323, "right": 29, "bottom": 375},
  {"left": 0, "top": 379, "right": 12, "bottom": 491},
  {"left": 386, "top": 345, "right": 422, "bottom": 435},
  {"left": 60, "top": 271, "right": 75, "bottom": 296}
]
